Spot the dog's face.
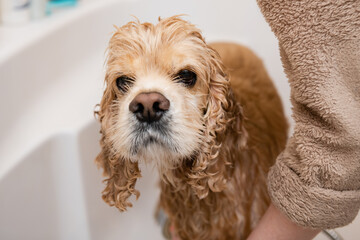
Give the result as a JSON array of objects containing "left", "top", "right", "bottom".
[
  {"left": 103, "top": 17, "right": 227, "bottom": 167},
  {"left": 106, "top": 21, "right": 210, "bottom": 169},
  {"left": 96, "top": 17, "right": 243, "bottom": 211}
]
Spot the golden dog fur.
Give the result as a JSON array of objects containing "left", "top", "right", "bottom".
[{"left": 95, "top": 16, "right": 288, "bottom": 239}]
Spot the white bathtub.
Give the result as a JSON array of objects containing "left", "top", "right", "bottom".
[{"left": 0, "top": 0, "right": 358, "bottom": 239}]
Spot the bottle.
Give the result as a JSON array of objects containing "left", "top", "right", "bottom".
[
  {"left": 30, "top": 0, "right": 47, "bottom": 20},
  {"left": 46, "top": 0, "right": 78, "bottom": 16},
  {"left": 0, "top": 0, "right": 31, "bottom": 25}
]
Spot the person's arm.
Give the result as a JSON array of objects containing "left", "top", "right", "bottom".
[
  {"left": 248, "top": 204, "right": 320, "bottom": 240},
  {"left": 254, "top": 0, "right": 360, "bottom": 233}
]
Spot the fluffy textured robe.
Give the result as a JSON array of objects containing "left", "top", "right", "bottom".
[{"left": 257, "top": 0, "right": 360, "bottom": 229}]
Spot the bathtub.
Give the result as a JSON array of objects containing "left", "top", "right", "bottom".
[{"left": 0, "top": 0, "right": 358, "bottom": 239}]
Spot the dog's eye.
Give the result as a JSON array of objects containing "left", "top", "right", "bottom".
[
  {"left": 116, "top": 76, "right": 134, "bottom": 92},
  {"left": 175, "top": 69, "right": 197, "bottom": 87}
]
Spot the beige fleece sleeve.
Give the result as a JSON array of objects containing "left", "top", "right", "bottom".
[{"left": 257, "top": 0, "right": 360, "bottom": 229}]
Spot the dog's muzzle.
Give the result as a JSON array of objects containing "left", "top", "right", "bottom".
[{"left": 129, "top": 92, "right": 173, "bottom": 154}]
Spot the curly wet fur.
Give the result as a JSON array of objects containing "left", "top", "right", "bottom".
[{"left": 95, "top": 16, "right": 288, "bottom": 239}]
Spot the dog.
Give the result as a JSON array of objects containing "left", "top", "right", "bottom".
[{"left": 95, "top": 16, "right": 288, "bottom": 240}]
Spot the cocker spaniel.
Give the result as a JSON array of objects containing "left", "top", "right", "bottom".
[{"left": 95, "top": 16, "right": 288, "bottom": 240}]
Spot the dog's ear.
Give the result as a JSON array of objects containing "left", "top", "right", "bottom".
[
  {"left": 95, "top": 74, "right": 141, "bottom": 211},
  {"left": 187, "top": 47, "right": 247, "bottom": 199},
  {"left": 96, "top": 150, "right": 141, "bottom": 211},
  {"left": 204, "top": 49, "right": 247, "bottom": 148}
]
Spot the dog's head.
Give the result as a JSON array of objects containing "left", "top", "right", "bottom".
[{"left": 96, "top": 16, "right": 246, "bottom": 211}]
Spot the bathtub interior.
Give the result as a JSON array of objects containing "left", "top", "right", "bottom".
[
  {"left": 0, "top": 0, "right": 359, "bottom": 239},
  {"left": 0, "top": 133, "right": 89, "bottom": 240},
  {"left": 0, "top": 121, "right": 163, "bottom": 240}
]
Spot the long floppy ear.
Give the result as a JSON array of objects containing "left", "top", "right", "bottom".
[
  {"left": 95, "top": 73, "right": 141, "bottom": 211},
  {"left": 187, "top": 47, "right": 247, "bottom": 199}
]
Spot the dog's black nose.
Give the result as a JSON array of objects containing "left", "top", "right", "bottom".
[{"left": 129, "top": 92, "right": 170, "bottom": 123}]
